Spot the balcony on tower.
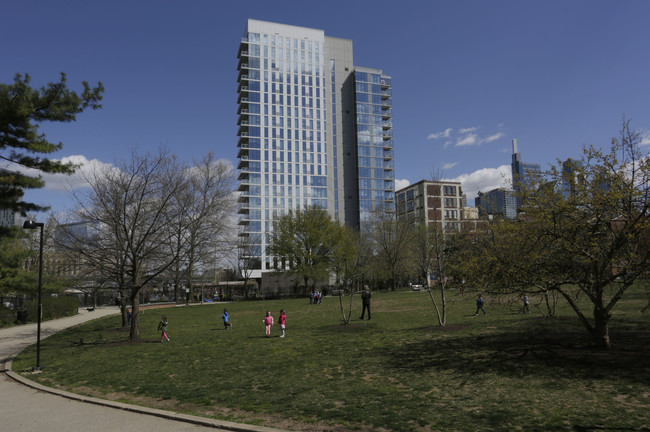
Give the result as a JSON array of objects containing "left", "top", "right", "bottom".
[
  {"left": 237, "top": 157, "right": 249, "bottom": 170},
  {"left": 237, "top": 146, "right": 249, "bottom": 159},
  {"left": 238, "top": 36, "right": 249, "bottom": 53}
]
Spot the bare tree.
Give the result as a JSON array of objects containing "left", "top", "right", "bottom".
[
  {"left": 370, "top": 210, "right": 414, "bottom": 290},
  {"left": 236, "top": 230, "right": 261, "bottom": 299},
  {"left": 332, "top": 226, "right": 372, "bottom": 324},
  {"left": 70, "top": 147, "right": 186, "bottom": 341},
  {"left": 163, "top": 153, "right": 235, "bottom": 304},
  {"left": 412, "top": 178, "right": 454, "bottom": 326}
]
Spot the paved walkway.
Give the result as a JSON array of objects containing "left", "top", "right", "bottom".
[{"left": 0, "top": 306, "right": 287, "bottom": 432}]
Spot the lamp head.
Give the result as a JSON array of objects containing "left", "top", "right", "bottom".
[{"left": 23, "top": 220, "right": 44, "bottom": 229}]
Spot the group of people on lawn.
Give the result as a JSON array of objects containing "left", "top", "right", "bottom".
[
  {"left": 158, "top": 287, "right": 535, "bottom": 342},
  {"left": 156, "top": 286, "right": 372, "bottom": 342},
  {"left": 309, "top": 289, "right": 323, "bottom": 304}
]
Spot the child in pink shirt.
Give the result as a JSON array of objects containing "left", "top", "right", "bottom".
[
  {"left": 263, "top": 310, "right": 274, "bottom": 337},
  {"left": 278, "top": 309, "right": 287, "bottom": 338}
]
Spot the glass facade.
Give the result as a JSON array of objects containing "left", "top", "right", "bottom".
[
  {"left": 353, "top": 70, "right": 395, "bottom": 231},
  {"left": 237, "top": 20, "right": 394, "bottom": 276},
  {"left": 238, "top": 23, "right": 328, "bottom": 271}
]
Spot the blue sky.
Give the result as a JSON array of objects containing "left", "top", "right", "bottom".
[{"left": 3, "top": 0, "right": 650, "bottom": 214}]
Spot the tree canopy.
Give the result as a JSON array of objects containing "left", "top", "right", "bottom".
[
  {"left": 269, "top": 206, "right": 344, "bottom": 289},
  {"left": 458, "top": 119, "right": 650, "bottom": 348},
  {"left": 0, "top": 73, "right": 104, "bottom": 215}
]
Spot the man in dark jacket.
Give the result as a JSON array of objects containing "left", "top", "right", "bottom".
[{"left": 359, "top": 285, "right": 371, "bottom": 320}]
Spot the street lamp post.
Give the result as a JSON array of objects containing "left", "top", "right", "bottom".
[{"left": 23, "top": 220, "right": 44, "bottom": 371}]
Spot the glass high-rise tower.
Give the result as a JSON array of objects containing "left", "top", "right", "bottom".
[{"left": 237, "top": 20, "right": 394, "bottom": 277}]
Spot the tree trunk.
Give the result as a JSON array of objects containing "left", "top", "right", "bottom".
[
  {"left": 339, "top": 291, "right": 348, "bottom": 324},
  {"left": 128, "top": 291, "right": 141, "bottom": 342},
  {"left": 428, "top": 287, "right": 443, "bottom": 325},
  {"left": 243, "top": 276, "right": 250, "bottom": 300},
  {"left": 348, "top": 284, "right": 355, "bottom": 322},
  {"left": 119, "top": 295, "right": 128, "bottom": 329},
  {"left": 593, "top": 306, "right": 611, "bottom": 349},
  {"left": 439, "top": 284, "right": 447, "bottom": 326},
  {"left": 543, "top": 291, "right": 557, "bottom": 317}
]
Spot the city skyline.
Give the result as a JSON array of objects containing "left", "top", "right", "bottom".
[{"left": 3, "top": 0, "right": 650, "bottom": 215}]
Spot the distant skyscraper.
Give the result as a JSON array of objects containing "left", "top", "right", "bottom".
[
  {"left": 511, "top": 139, "right": 541, "bottom": 191},
  {"left": 511, "top": 138, "right": 541, "bottom": 207},
  {"left": 236, "top": 20, "right": 394, "bottom": 276},
  {"left": 559, "top": 158, "right": 584, "bottom": 198},
  {"left": 476, "top": 188, "right": 518, "bottom": 219}
]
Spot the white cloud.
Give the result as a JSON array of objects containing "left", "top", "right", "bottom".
[
  {"left": 442, "top": 162, "right": 458, "bottom": 170},
  {"left": 449, "top": 164, "right": 512, "bottom": 203},
  {"left": 640, "top": 130, "right": 650, "bottom": 146},
  {"left": 456, "top": 133, "right": 479, "bottom": 147},
  {"left": 0, "top": 155, "right": 115, "bottom": 193},
  {"left": 484, "top": 132, "right": 505, "bottom": 143},
  {"left": 41, "top": 155, "right": 116, "bottom": 192},
  {"left": 395, "top": 178, "right": 411, "bottom": 191},
  {"left": 427, "top": 128, "right": 453, "bottom": 140},
  {"left": 427, "top": 125, "right": 505, "bottom": 147}
]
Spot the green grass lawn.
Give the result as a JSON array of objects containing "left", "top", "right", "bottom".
[{"left": 13, "top": 287, "right": 650, "bottom": 432}]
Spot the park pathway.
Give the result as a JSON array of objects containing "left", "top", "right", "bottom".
[{"left": 0, "top": 306, "right": 287, "bottom": 432}]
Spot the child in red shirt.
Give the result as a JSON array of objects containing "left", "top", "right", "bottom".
[
  {"left": 278, "top": 309, "right": 287, "bottom": 338},
  {"left": 263, "top": 310, "right": 274, "bottom": 337}
]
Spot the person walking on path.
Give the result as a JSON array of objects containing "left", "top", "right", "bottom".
[
  {"left": 222, "top": 308, "right": 232, "bottom": 329},
  {"left": 278, "top": 309, "right": 287, "bottom": 338},
  {"left": 262, "top": 310, "right": 274, "bottom": 337},
  {"left": 158, "top": 315, "right": 170, "bottom": 342},
  {"left": 359, "top": 285, "right": 372, "bottom": 320},
  {"left": 474, "top": 294, "right": 486, "bottom": 316},
  {"left": 523, "top": 295, "right": 530, "bottom": 314}
]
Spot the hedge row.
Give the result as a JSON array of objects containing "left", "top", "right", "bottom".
[{"left": 23, "top": 296, "right": 80, "bottom": 322}]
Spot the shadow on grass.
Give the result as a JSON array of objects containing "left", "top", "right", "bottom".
[
  {"left": 69, "top": 338, "right": 162, "bottom": 346},
  {"left": 381, "top": 317, "right": 650, "bottom": 385},
  {"left": 573, "top": 426, "right": 650, "bottom": 432}
]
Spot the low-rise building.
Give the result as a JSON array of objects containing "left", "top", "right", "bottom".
[{"left": 396, "top": 180, "right": 479, "bottom": 231}]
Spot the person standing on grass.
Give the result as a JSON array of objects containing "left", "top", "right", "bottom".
[
  {"left": 523, "top": 294, "right": 530, "bottom": 314},
  {"left": 359, "top": 285, "right": 372, "bottom": 320},
  {"left": 158, "top": 315, "right": 170, "bottom": 342},
  {"left": 263, "top": 310, "right": 274, "bottom": 337},
  {"left": 222, "top": 308, "right": 232, "bottom": 329},
  {"left": 278, "top": 309, "right": 287, "bottom": 338},
  {"left": 474, "top": 294, "right": 486, "bottom": 316}
]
